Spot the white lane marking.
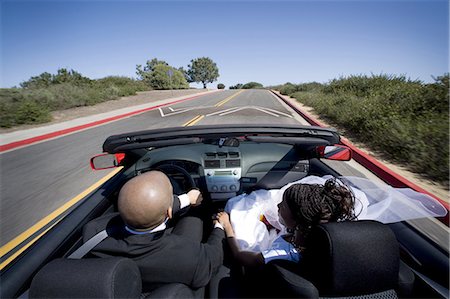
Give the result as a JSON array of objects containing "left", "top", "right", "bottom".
[
  {"left": 253, "top": 107, "right": 280, "bottom": 117},
  {"left": 206, "top": 106, "right": 292, "bottom": 118},
  {"left": 219, "top": 107, "right": 247, "bottom": 116},
  {"left": 269, "top": 91, "right": 310, "bottom": 125},
  {"left": 160, "top": 101, "right": 294, "bottom": 119},
  {"left": 258, "top": 106, "right": 293, "bottom": 118},
  {"left": 205, "top": 107, "right": 241, "bottom": 117},
  {"left": 159, "top": 106, "right": 215, "bottom": 117}
]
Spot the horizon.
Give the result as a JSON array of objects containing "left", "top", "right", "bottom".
[{"left": 1, "top": 0, "right": 449, "bottom": 88}]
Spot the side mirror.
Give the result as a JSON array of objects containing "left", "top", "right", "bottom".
[
  {"left": 317, "top": 145, "right": 352, "bottom": 161},
  {"left": 90, "top": 153, "right": 125, "bottom": 170}
]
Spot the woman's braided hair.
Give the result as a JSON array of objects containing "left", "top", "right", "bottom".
[{"left": 284, "top": 178, "right": 356, "bottom": 236}]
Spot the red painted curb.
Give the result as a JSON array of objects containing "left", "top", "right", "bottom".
[
  {"left": 271, "top": 90, "right": 449, "bottom": 212},
  {"left": 0, "top": 91, "right": 219, "bottom": 153}
]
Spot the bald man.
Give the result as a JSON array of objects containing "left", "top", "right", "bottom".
[{"left": 83, "top": 171, "right": 225, "bottom": 291}]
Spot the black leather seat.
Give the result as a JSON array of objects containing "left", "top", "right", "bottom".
[
  {"left": 254, "top": 220, "right": 415, "bottom": 298},
  {"left": 29, "top": 257, "right": 203, "bottom": 298},
  {"left": 29, "top": 257, "right": 142, "bottom": 299}
]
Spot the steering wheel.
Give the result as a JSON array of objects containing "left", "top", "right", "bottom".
[{"left": 154, "top": 164, "right": 196, "bottom": 195}]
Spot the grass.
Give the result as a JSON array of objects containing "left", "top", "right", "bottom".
[{"left": 274, "top": 74, "right": 449, "bottom": 187}]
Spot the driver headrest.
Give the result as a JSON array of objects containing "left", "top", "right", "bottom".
[
  {"left": 30, "top": 257, "right": 141, "bottom": 299},
  {"left": 301, "top": 220, "right": 399, "bottom": 297}
]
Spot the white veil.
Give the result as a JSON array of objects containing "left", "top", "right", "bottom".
[{"left": 224, "top": 175, "right": 447, "bottom": 252}]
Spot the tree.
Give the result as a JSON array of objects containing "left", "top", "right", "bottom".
[
  {"left": 217, "top": 83, "right": 225, "bottom": 89},
  {"left": 187, "top": 57, "right": 219, "bottom": 88},
  {"left": 148, "top": 65, "right": 188, "bottom": 90},
  {"left": 136, "top": 58, "right": 188, "bottom": 89},
  {"left": 136, "top": 58, "right": 169, "bottom": 80},
  {"left": 177, "top": 67, "right": 191, "bottom": 82}
]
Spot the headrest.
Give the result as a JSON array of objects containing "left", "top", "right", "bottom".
[
  {"left": 301, "top": 220, "right": 399, "bottom": 296},
  {"left": 30, "top": 257, "right": 142, "bottom": 299}
]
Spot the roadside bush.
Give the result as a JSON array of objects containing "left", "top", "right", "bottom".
[
  {"left": 242, "top": 82, "right": 264, "bottom": 89},
  {"left": 0, "top": 71, "right": 151, "bottom": 128},
  {"left": 229, "top": 83, "right": 243, "bottom": 89},
  {"left": 217, "top": 83, "right": 225, "bottom": 89},
  {"left": 94, "top": 76, "right": 148, "bottom": 97},
  {"left": 279, "top": 83, "right": 297, "bottom": 95},
  {"left": 279, "top": 74, "right": 449, "bottom": 186},
  {"left": 16, "top": 100, "right": 51, "bottom": 124},
  {"left": 0, "top": 89, "right": 52, "bottom": 127},
  {"left": 21, "top": 68, "right": 91, "bottom": 89},
  {"left": 277, "top": 82, "right": 323, "bottom": 95}
]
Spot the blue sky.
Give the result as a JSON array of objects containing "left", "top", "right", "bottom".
[{"left": 1, "top": 0, "right": 448, "bottom": 88}]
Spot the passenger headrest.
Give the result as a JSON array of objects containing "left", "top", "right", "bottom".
[
  {"left": 30, "top": 257, "right": 141, "bottom": 299},
  {"left": 301, "top": 220, "right": 399, "bottom": 297}
]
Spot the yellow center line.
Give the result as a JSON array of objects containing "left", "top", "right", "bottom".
[
  {"left": 214, "top": 90, "right": 244, "bottom": 107},
  {"left": 0, "top": 167, "right": 123, "bottom": 260},
  {"left": 183, "top": 90, "right": 245, "bottom": 126},
  {"left": 182, "top": 114, "right": 202, "bottom": 126},
  {"left": 185, "top": 115, "right": 205, "bottom": 126}
]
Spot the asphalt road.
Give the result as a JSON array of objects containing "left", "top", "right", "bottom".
[{"left": 0, "top": 89, "right": 310, "bottom": 247}]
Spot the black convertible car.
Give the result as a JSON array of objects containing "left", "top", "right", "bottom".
[{"left": 1, "top": 124, "right": 448, "bottom": 298}]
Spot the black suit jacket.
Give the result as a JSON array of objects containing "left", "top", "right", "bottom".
[{"left": 82, "top": 196, "right": 225, "bottom": 290}]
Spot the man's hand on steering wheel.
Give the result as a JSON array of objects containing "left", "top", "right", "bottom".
[{"left": 187, "top": 189, "right": 203, "bottom": 206}]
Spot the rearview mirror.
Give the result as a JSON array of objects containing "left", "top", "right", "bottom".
[
  {"left": 90, "top": 153, "right": 125, "bottom": 170},
  {"left": 317, "top": 145, "right": 352, "bottom": 161}
]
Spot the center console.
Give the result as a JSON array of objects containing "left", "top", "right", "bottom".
[{"left": 203, "top": 151, "right": 241, "bottom": 200}]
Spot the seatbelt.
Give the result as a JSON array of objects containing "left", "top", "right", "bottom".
[{"left": 68, "top": 230, "right": 108, "bottom": 259}]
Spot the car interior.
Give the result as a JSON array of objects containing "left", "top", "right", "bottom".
[{"left": 3, "top": 125, "right": 448, "bottom": 299}]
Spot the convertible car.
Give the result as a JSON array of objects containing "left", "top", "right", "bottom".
[{"left": 1, "top": 124, "right": 448, "bottom": 298}]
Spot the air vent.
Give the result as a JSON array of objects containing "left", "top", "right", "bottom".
[
  {"left": 205, "top": 152, "right": 217, "bottom": 158},
  {"left": 217, "top": 152, "right": 228, "bottom": 158},
  {"left": 229, "top": 152, "right": 239, "bottom": 158},
  {"left": 205, "top": 160, "right": 220, "bottom": 168}
]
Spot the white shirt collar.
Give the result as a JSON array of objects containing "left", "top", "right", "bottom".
[{"left": 125, "top": 218, "right": 168, "bottom": 235}]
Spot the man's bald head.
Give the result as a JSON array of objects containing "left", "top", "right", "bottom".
[{"left": 118, "top": 171, "right": 173, "bottom": 230}]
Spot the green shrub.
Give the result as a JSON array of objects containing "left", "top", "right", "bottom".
[
  {"left": 276, "top": 82, "right": 324, "bottom": 95},
  {"left": 16, "top": 100, "right": 51, "bottom": 124},
  {"left": 217, "top": 83, "right": 225, "bottom": 89},
  {"left": 94, "top": 76, "right": 148, "bottom": 97},
  {"left": 21, "top": 68, "right": 91, "bottom": 89},
  {"left": 0, "top": 88, "right": 52, "bottom": 127},
  {"left": 0, "top": 71, "right": 151, "bottom": 127},
  {"left": 288, "top": 74, "right": 449, "bottom": 186},
  {"left": 229, "top": 83, "right": 243, "bottom": 89},
  {"left": 279, "top": 83, "right": 297, "bottom": 95},
  {"left": 242, "top": 82, "right": 263, "bottom": 89}
]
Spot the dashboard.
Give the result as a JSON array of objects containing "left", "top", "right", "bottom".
[{"left": 135, "top": 142, "right": 310, "bottom": 200}]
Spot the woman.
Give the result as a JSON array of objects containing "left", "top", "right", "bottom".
[{"left": 216, "top": 179, "right": 356, "bottom": 267}]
